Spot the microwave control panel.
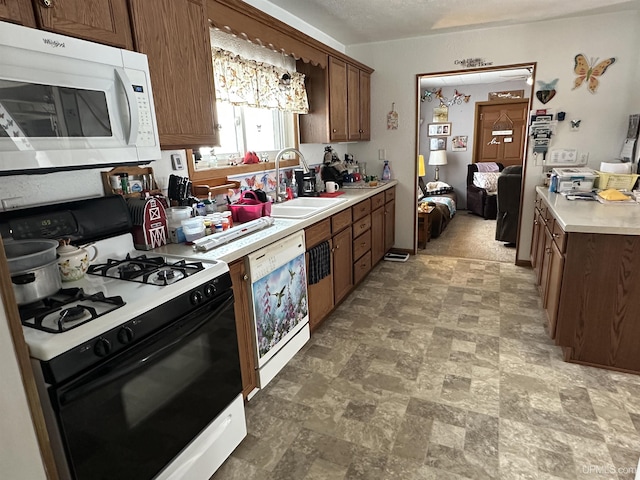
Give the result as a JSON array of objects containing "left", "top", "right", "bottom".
[{"left": 125, "top": 68, "right": 157, "bottom": 147}]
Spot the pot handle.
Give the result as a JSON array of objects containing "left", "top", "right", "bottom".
[{"left": 12, "top": 273, "right": 36, "bottom": 285}]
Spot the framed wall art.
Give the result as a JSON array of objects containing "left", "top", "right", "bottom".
[
  {"left": 451, "top": 135, "right": 468, "bottom": 151},
  {"left": 430, "top": 137, "right": 447, "bottom": 151},
  {"left": 432, "top": 105, "right": 448, "bottom": 122},
  {"left": 428, "top": 123, "right": 451, "bottom": 137}
]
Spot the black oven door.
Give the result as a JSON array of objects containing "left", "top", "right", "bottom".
[{"left": 49, "top": 291, "right": 241, "bottom": 480}]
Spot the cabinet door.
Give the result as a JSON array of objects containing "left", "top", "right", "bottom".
[
  {"left": 229, "top": 260, "right": 257, "bottom": 400},
  {"left": 328, "top": 56, "right": 348, "bottom": 142},
  {"left": 531, "top": 208, "right": 543, "bottom": 277},
  {"left": 359, "top": 70, "right": 371, "bottom": 140},
  {"left": 347, "top": 64, "right": 361, "bottom": 141},
  {"left": 129, "top": 0, "right": 218, "bottom": 149},
  {"left": 306, "top": 242, "right": 334, "bottom": 332},
  {"left": 539, "top": 226, "right": 554, "bottom": 307},
  {"left": 333, "top": 226, "right": 353, "bottom": 304},
  {"left": 33, "top": 0, "right": 133, "bottom": 49},
  {"left": 371, "top": 206, "right": 385, "bottom": 264},
  {"left": 533, "top": 211, "right": 547, "bottom": 286},
  {"left": 546, "top": 240, "right": 565, "bottom": 340},
  {"left": 0, "top": 0, "right": 35, "bottom": 26},
  {"left": 384, "top": 199, "right": 395, "bottom": 252}
]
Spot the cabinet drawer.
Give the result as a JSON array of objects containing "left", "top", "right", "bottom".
[
  {"left": 352, "top": 229, "right": 371, "bottom": 261},
  {"left": 384, "top": 187, "right": 395, "bottom": 203},
  {"left": 353, "top": 251, "right": 371, "bottom": 285},
  {"left": 353, "top": 213, "right": 371, "bottom": 237},
  {"left": 552, "top": 221, "right": 567, "bottom": 253},
  {"left": 305, "top": 218, "right": 332, "bottom": 249},
  {"left": 352, "top": 199, "right": 371, "bottom": 221},
  {"left": 371, "top": 193, "right": 385, "bottom": 210},
  {"left": 331, "top": 209, "right": 352, "bottom": 234}
]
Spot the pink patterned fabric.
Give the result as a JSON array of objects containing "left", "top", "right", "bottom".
[{"left": 475, "top": 162, "right": 500, "bottom": 172}]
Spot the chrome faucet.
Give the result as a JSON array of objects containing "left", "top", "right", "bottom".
[{"left": 274, "top": 147, "right": 310, "bottom": 203}]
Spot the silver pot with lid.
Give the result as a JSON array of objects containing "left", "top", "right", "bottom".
[{"left": 4, "top": 239, "right": 62, "bottom": 305}]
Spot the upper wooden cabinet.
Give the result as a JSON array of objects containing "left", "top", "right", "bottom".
[
  {"left": 32, "top": 0, "right": 133, "bottom": 49},
  {"left": 129, "top": 0, "right": 219, "bottom": 149},
  {"left": 348, "top": 65, "right": 370, "bottom": 141},
  {"left": 0, "top": 0, "right": 35, "bottom": 26},
  {"left": 298, "top": 55, "right": 372, "bottom": 144}
]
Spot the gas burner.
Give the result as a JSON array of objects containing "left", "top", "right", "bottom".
[
  {"left": 88, "top": 254, "right": 205, "bottom": 285},
  {"left": 19, "top": 288, "right": 125, "bottom": 334}
]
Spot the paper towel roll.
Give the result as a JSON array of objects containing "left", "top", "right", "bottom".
[{"left": 600, "top": 162, "right": 632, "bottom": 174}]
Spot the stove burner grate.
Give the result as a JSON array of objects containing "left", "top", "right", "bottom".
[
  {"left": 88, "top": 254, "right": 204, "bottom": 285},
  {"left": 19, "top": 288, "right": 125, "bottom": 334}
]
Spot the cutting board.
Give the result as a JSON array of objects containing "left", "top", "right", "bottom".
[{"left": 319, "top": 191, "right": 345, "bottom": 197}]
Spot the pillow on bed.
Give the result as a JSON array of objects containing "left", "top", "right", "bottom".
[{"left": 473, "top": 172, "right": 500, "bottom": 192}]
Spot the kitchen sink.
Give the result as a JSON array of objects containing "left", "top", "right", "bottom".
[{"left": 270, "top": 196, "right": 347, "bottom": 219}]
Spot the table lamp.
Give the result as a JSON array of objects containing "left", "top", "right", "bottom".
[
  {"left": 418, "top": 155, "right": 426, "bottom": 177},
  {"left": 428, "top": 150, "right": 447, "bottom": 181}
]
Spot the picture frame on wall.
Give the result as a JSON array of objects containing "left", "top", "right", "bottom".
[
  {"left": 451, "top": 135, "right": 468, "bottom": 151},
  {"left": 432, "top": 105, "right": 448, "bottom": 122},
  {"left": 430, "top": 137, "right": 447, "bottom": 151},
  {"left": 428, "top": 123, "right": 451, "bottom": 137}
]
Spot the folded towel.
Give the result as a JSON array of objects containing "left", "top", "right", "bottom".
[
  {"left": 476, "top": 162, "right": 500, "bottom": 172},
  {"left": 308, "top": 241, "right": 331, "bottom": 285}
]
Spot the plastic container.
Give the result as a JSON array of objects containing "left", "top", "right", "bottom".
[
  {"left": 552, "top": 167, "right": 597, "bottom": 193},
  {"left": 382, "top": 160, "right": 391, "bottom": 181},
  {"left": 222, "top": 211, "right": 233, "bottom": 228},
  {"left": 166, "top": 206, "right": 192, "bottom": 222},
  {"left": 181, "top": 217, "right": 205, "bottom": 242}
]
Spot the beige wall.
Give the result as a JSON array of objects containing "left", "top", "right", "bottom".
[{"left": 346, "top": 10, "right": 640, "bottom": 258}]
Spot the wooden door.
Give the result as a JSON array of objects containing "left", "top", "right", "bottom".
[
  {"left": 328, "top": 56, "right": 348, "bottom": 142},
  {"left": 474, "top": 99, "right": 528, "bottom": 167},
  {"left": 359, "top": 70, "right": 371, "bottom": 140},
  {"left": 129, "top": 0, "right": 218, "bottom": 149},
  {"left": 384, "top": 199, "right": 395, "bottom": 252},
  {"left": 229, "top": 259, "right": 257, "bottom": 399},
  {"left": 306, "top": 241, "right": 334, "bottom": 332},
  {"left": 33, "top": 0, "right": 133, "bottom": 49},
  {"left": 371, "top": 206, "right": 385, "bottom": 264},
  {"left": 0, "top": 0, "right": 35, "bottom": 26},
  {"left": 332, "top": 226, "right": 353, "bottom": 304},
  {"left": 347, "top": 64, "right": 361, "bottom": 141}
]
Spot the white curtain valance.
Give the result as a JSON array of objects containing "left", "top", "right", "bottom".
[{"left": 212, "top": 48, "right": 309, "bottom": 114}]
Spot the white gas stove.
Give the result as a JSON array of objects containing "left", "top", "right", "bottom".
[{"left": 20, "top": 232, "right": 228, "bottom": 361}]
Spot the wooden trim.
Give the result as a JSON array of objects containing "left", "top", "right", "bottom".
[
  {"left": 0, "top": 237, "right": 59, "bottom": 479},
  {"left": 206, "top": 0, "right": 374, "bottom": 73},
  {"left": 416, "top": 62, "right": 536, "bottom": 80}
]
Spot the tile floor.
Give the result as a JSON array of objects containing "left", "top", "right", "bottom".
[{"left": 212, "top": 255, "right": 640, "bottom": 480}]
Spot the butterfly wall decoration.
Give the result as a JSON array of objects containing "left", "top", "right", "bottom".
[{"left": 572, "top": 54, "right": 616, "bottom": 94}]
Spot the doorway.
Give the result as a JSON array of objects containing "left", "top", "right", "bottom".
[{"left": 415, "top": 63, "right": 536, "bottom": 262}]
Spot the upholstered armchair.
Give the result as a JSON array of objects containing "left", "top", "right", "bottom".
[
  {"left": 495, "top": 165, "right": 523, "bottom": 244},
  {"left": 466, "top": 163, "right": 504, "bottom": 219}
]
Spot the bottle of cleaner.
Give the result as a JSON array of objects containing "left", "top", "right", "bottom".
[{"left": 382, "top": 160, "right": 391, "bottom": 180}]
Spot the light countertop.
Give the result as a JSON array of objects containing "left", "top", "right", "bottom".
[
  {"left": 536, "top": 186, "right": 640, "bottom": 235},
  {"left": 154, "top": 181, "right": 398, "bottom": 264}
]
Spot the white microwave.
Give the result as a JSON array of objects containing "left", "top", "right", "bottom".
[{"left": 0, "top": 21, "right": 160, "bottom": 175}]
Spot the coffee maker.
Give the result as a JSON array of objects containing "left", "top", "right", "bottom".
[{"left": 294, "top": 168, "right": 318, "bottom": 197}]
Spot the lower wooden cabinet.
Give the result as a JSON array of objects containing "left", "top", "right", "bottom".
[
  {"left": 228, "top": 259, "right": 257, "bottom": 400},
  {"left": 0, "top": 0, "right": 35, "bottom": 26},
  {"left": 333, "top": 226, "right": 353, "bottom": 304},
  {"left": 371, "top": 205, "right": 385, "bottom": 264},
  {"left": 306, "top": 242, "right": 334, "bottom": 331}
]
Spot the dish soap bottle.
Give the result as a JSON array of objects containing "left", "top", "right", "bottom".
[{"left": 382, "top": 160, "right": 391, "bottom": 181}]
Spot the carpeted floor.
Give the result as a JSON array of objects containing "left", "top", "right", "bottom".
[{"left": 420, "top": 211, "right": 516, "bottom": 263}]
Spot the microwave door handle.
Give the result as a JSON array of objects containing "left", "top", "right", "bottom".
[{"left": 114, "top": 67, "right": 139, "bottom": 145}]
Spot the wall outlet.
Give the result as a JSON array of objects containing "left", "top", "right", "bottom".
[
  {"left": 579, "top": 152, "right": 589, "bottom": 164},
  {"left": 378, "top": 149, "right": 386, "bottom": 160}
]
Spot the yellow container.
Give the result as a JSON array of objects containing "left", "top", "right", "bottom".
[{"left": 594, "top": 171, "right": 639, "bottom": 190}]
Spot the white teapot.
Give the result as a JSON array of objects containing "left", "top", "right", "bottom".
[{"left": 57, "top": 240, "right": 97, "bottom": 282}]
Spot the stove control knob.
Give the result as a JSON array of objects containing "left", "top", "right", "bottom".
[
  {"left": 94, "top": 338, "right": 111, "bottom": 357},
  {"left": 204, "top": 283, "right": 216, "bottom": 297},
  {"left": 190, "top": 290, "right": 203, "bottom": 305},
  {"left": 117, "top": 326, "right": 135, "bottom": 344}
]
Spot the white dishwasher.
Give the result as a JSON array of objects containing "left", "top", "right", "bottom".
[{"left": 247, "top": 230, "right": 310, "bottom": 388}]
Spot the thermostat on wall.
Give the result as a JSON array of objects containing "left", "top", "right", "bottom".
[{"left": 171, "top": 154, "right": 184, "bottom": 170}]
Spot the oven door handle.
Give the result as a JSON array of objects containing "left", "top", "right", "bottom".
[{"left": 58, "top": 294, "right": 234, "bottom": 406}]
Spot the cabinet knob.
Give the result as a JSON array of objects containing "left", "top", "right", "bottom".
[
  {"left": 332, "top": 129, "right": 337, "bottom": 133},
  {"left": 41, "top": 0, "right": 53, "bottom": 7},
  {"left": 552, "top": 233, "right": 559, "bottom": 238},
  {"left": 243, "top": 274, "right": 248, "bottom": 281},
  {"left": 360, "top": 242, "right": 366, "bottom": 247},
  {"left": 335, "top": 244, "right": 340, "bottom": 249}
]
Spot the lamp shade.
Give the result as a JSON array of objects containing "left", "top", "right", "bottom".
[
  {"left": 429, "top": 150, "right": 448, "bottom": 166},
  {"left": 418, "top": 155, "right": 425, "bottom": 176}
]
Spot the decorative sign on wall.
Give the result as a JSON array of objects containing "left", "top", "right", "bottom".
[
  {"left": 488, "top": 90, "right": 525, "bottom": 100},
  {"left": 454, "top": 58, "right": 493, "bottom": 68},
  {"left": 432, "top": 105, "right": 448, "bottom": 122},
  {"left": 536, "top": 79, "right": 558, "bottom": 104},
  {"left": 572, "top": 54, "right": 616, "bottom": 94},
  {"left": 387, "top": 102, "right": 398, "bottom": 130}
]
